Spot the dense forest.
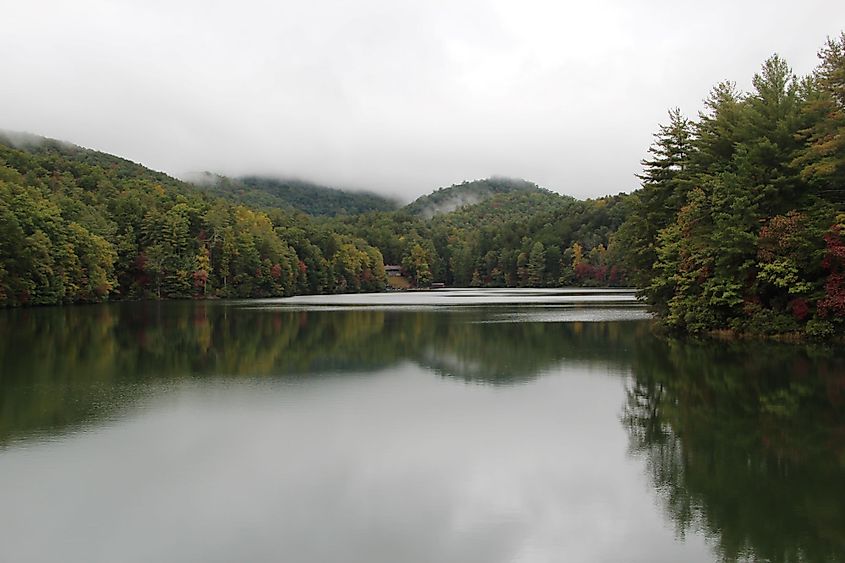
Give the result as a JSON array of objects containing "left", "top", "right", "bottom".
[
  {"left": 403, "top": 177, "right": 539, "bottom": 218},
  {"left": 0, "top": 133, "right": 387, "bottom": 306},
  {"left": 0, "top": 136, "right": 634, "bottom": 307},
  {"left": 1, "top": 34, "right": 844, "bottom": 339},
  {"left": 614, "top": 34, "right": 845, "bottom": 338},
  {"left": 195, "top": 173, "right": 400, "bottom": 217},
  {"left": 326, "top": 186, "right": 631, "bottom": 288}
]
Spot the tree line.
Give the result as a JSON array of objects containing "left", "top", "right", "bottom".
[
  {"left": 325, "top": 187, "right": 632, "bottom": 289},
  {"left": 2, "top": 33, "right": 844, "bottom": 339},
  {"left": 614, "top": 34, "right": 845, "bottom": 338},
  {"left": 0, "top": 135, "right": 386, "bottom": 306}
]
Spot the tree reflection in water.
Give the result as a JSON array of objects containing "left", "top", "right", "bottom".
[
  {"left": 0, "top": 302, "right": 645, "bottom": 443},
  {"left": 1, "top": 301, "right": 843, "bottom": 562},
  {"left": 623, "top": 339, "right": 845, "bottom": 562}
]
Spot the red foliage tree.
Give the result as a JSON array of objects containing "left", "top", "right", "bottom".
[
  {"left": 818, "top": 225, "right": 845, "bottom": 318},
  {"left": 574, "top": 262, "right": 594, "bottom": 281}
]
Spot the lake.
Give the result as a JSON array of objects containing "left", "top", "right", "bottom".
[{"left": 1, "top": 289, "right": 842, "bottom": 563}]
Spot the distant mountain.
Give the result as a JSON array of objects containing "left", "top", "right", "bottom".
[
  {"left": 0, "top": 130, "right": 191, "bottom": 193},
  {"left": 0, "top": 129, "right": 635, "bottom": 306},
  {"left": 432, "top": 189, "right": 575, "bottom": 228},
  {"left": 192, "top": 173, "right": 400, "bottom": 217},
  {"left": 0, "top": 130, "right": 392, "bottom": 306},
  {"left": 403, "top": 177, "right": 542, "bottom": 218}
]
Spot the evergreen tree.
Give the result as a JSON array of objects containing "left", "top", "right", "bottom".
[
  {"left": 618, "top": 109, "right": 695, "bottom": 283},
  {"left": 795, "top": 33, "right": 845, "bottom": 204},
  {"left": 528, "top": 242, "right": 546, "bottom": 287}
]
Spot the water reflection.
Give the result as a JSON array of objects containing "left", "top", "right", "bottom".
[
  {"left": 1, "top": 299, "right": 843, "bottom": 562},
  {"left": 0, "top": 301, "right": 648, "bottom": 444},
  {"left": 623, "top": 339, "right": 845, "bottom": 562}
]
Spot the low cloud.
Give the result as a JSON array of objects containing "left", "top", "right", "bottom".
[{"left": 1, "top": 0, "right": 842, "bottom": 199}]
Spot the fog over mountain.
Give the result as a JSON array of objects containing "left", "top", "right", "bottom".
[{"left": 2, "top": 0, "right": 843, "bottom": 200}]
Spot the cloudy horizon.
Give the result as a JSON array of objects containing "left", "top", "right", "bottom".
[{"left": 2, "top": 0, "right": 843, "bottom": 201}]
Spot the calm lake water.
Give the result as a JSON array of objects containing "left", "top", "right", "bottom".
[{"left": 1, "top": 289, "right": 843, "bottom": 563}]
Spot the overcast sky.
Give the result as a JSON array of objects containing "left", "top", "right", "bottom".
[{"left": 2, "top": 1, "right": 843, "bottom": 201}]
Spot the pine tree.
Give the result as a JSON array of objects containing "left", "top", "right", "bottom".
[
  {"left": 795, "top": 33, "right": 845, "bottom": 204},
  {"left": 637, "top": 108, "right": 694, "bottom": 220},
  {"left": 528, "top": 242, "right": 546, "bottom": 287},
  {"left": 618, "top": 108, "right": 695, "bottom": 282}
]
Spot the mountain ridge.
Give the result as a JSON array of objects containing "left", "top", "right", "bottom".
[
  {"left": 190, "top": 173, "right": 401, "bottom": 217},
  {"left": 403, "top": 177, "right": 544, "bottom": 218}
]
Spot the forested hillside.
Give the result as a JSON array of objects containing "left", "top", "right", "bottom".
[
  {"left": 0, "top": 133, "right": 630, "bottom": 307},
  {"left": 325, "top": 189, "right": 631, "bottom": 288},
  {"left": 196, "top": 173, "right": 399, "bottom": 216},
  {"left": 3, "top": 33, "right": 844, "bottom": 340},
  {"left": 611, "top": 34, "right": 845, "bottom": 338},
  {"left": 403, "top": 177, "right": 540, "bottom": 218},
  {"left": 0, "top": 134, "right": 386, "bottom": 306}
]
